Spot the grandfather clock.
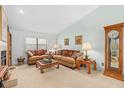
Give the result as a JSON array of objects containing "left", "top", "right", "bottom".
[{"left": 104, "top": 23, "right": 124, "bottom": 81}]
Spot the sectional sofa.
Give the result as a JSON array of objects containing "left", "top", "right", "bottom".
[
  {"left": 53, "top": 50, "right": 82, "bottom": 68},
  {"left": 26, "top": 49, "right": 83, "bottom": 68},
  {"left": 26, "top": 49, "right": 47, "bottom": 65}
]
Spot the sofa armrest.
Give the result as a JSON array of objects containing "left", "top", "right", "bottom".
[
  {"left": 75, "top": 56, "right": 84, "bottom": 66},
  {"left": 25, "top": 52, "right": 30, "bottom": 64}
]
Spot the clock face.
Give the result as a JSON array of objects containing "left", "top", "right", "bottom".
[{"left": 108, "top": 30, "right": 119, "bottom": 39}]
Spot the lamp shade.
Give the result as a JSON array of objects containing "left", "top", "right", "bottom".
[
  {"left": 82, "top": 42, "right": 92, "bottom": 50},
  {"left": 53, "top": 43, "right": 60, "bottom": 49}
]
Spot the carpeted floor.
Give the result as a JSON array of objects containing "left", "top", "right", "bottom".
[{"left": 13, "top": 64, "right": 124, "bottom": 88}]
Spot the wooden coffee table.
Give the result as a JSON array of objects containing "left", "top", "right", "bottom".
[{"left": 36, "top": 60, "right": 59, "bottom": 73}]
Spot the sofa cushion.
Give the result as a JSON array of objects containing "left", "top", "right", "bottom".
[
  {"left": 37, "top": 49, "right": 44, "bottom": 55},
  {"left": 61, "top": 56, "right": 75, "bottom": 64},
  {"left": 56, "top": 50, "right": 62, "bottom": 55},
  {"left": 72, "top": 50, "right": 80, "bottom": 54},
  {"left": 62, "top": 50, "right": 73, "bottom": 57},
  {"left": 29, "top": 49, "right": 46, "bottom": 56},
  {"left": 59, "top": 61, "right": 75, "bottom": 68},
  {"left": 41, "top": 55, "right": 49, "bottom": 58},
  {"left": 29, "top": 56, "right": 44, "bottom": 61},
  {"left": 76, "top": 55, "right": 84, "bottom": 61},
  {"left": 53, "top": 55, "right": 62, "bottom": 60}
]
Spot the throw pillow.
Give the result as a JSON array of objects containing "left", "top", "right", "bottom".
[
  {"left": 56, "top": 50, "right": 62, "bottom": 55},
  {"left": 68, "top": 51, "right": 73, "bottom": 57},
  {"left": 44, "top": 50, "right": 47, "bottom": 54},
  {"left": 62, "top": 50, "right": 73, "bottom": 57},
  {"left": 62, "top": 50, "right": 68, "bottom": 56},
  {"left": 71, "top": 52, "right": 83, "bottom": 60},
  {"left": 34, "top": 50, "right": 39, "bottom": 55},
  {"left": 37, "top": 49, "right": 44, "bottom": 55},
  {"left": 30, "top": 50, "right": 37, "bottom": 56},
  {"left": 27, "top": 51, "right": 33, "bottom": 57}
]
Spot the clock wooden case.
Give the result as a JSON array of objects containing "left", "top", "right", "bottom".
[{"left": 104, "top": 23, "right": 124, "bottom": 81}]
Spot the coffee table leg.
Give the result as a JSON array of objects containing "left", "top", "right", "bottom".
[
  {"left": 40, "top": 68, "right": 44, "bottom": 73},
  {"left": 94, "top": 62, "right": 96, "bottom": 70},
  {"left": 77, "top": 63, "right": 80, "bottom": 70},
  {"left": 36, "top": 63, "right": 38, "bottom": 68},
  {"left": 56, "top": 64, "right": 59, "bottom": 69},
  {"left": 87, "top": 64, "right": 91, "bottom": 74}
]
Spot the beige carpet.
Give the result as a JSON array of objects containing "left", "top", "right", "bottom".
[{"left": 13, "top": 64, "right": 124, "bottom": 88}]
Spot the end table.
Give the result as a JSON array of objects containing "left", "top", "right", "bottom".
[
  {"left": 17, "top": 57, "right": 25, "bottom": 65},
  {"left": 77, "top": 59, "right": 97, "bottom": 74}
]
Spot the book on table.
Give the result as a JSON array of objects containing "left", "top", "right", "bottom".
[{"left": 40, "top": 58, "right": 52, "bottom": 64}]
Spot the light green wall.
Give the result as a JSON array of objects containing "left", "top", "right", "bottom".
[{"left": 57, "top": 5, "right": 124, "bottom": 70}]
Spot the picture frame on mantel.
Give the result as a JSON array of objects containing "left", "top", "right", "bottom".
[
  {"left": 75, "top": 35, "right": 82, "bottom": 45},
  {"left": 64, "top": 38, "right": 69, "bottom": 46}
]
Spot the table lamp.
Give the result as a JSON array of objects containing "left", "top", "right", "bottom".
[
  {"left": 82, "top": 42, "right": 92, "bottom": 60},
  {"left": 53, "top": 43, "right": 60, "bottom": 54}
]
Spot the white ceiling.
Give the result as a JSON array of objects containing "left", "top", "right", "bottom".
[{"left": 3, "top": 5, "right": 100, "bottom": 35}]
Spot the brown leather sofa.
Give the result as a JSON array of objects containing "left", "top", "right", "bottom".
[
  {"left": 26, "top": 49, "right": 47, "bottom": 65},
  {"left": 53, "top": 50, "right": 82, "bottom": 69},
  {"left": 26, "top": 49, "right": 83, "bottom": 69}
]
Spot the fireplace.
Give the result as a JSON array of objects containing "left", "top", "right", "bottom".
[{"left": 1, "top": 50, "right": 6, "bottom": 66}]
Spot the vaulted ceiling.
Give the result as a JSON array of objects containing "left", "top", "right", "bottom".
[{"left": 3, "top": 5, "right": 100, "bottom": 34}]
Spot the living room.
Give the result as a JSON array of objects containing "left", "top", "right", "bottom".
[{"left": 0, "top": 1, "right": 124, "bottom": 91}]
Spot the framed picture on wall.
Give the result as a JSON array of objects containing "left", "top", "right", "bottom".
[
  {"left": 75, "top": 35, "right": 82, "bottom": 45},
  {"left": 64, "top": 38, "right": 69, "bottom": 45}
]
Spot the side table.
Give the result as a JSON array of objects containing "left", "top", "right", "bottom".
[
  {"left": 17, "top": 57, "right": 25, "bottom": 65},
  {"left": 77, "top": 59, "right": 97, "bottom": 74}
]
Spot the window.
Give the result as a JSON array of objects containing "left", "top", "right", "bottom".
[
  {"left": 25, "top": 38, "right": 36, "bottom": 45},
  {"left": 25, "top": 37, "right": 47, "bottom": 50},
  {"left": 38, "top": 38, "right": 47, "bottom": 50}
]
